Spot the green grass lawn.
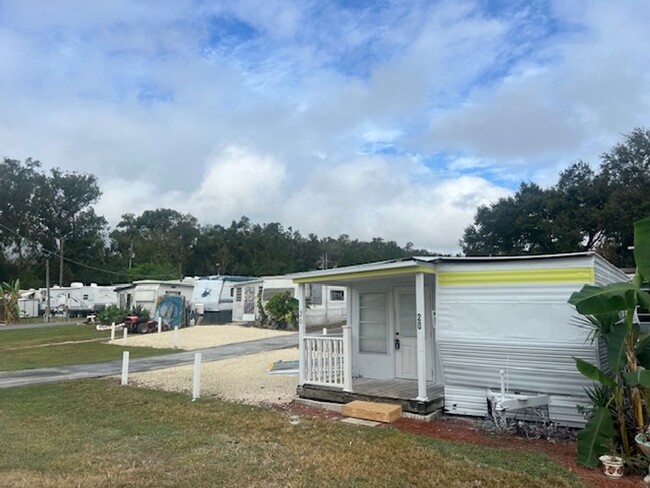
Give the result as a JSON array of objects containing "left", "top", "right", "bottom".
[
  {"left": 0, "top": 380, "right": 585, "bottom": 488},
  {"left": 0, "top": 324, "right": 178, "bottom": 371}
]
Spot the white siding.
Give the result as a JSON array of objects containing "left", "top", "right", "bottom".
[
  {"left": 594, "top": 254, "right": 630, "bottom": 286},
  {"left": 436, "top": 257, "right": 599, "bottom": 426}
]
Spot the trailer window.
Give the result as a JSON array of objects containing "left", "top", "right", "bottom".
[
  {"left": 330, "top": 290, "right": 345, "bottom": 301},
  {"left": 358, "top": 292, "right": 388, "bottom": 354},
  {"left": 236, "top": 287, "right": 242, "bottom": 302}
]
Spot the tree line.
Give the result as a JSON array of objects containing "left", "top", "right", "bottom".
[
  {"left": 461, "top": 128, "right": 650, "bottom": 267},
  {"left": 2, "top": 127, "right": 648, "bottom": 287},
  {"left": 0, "top": 162, "right": 433, "bottom": 288}
]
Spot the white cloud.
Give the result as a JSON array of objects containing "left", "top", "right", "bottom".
[{"left": 2, "top": 0, "right": 650, "bottom": 254}]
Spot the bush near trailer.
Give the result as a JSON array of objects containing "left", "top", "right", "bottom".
[
  {"left": 0, "top": 279, "right": 20, "bottom": 324},
  {"left": 264, "top": 291, "right": 298, "bottom": 330},
  {"left": 569, "top": 216, "right": 650, "bottom": 472}
]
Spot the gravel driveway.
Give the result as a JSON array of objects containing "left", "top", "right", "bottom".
[
  {"left": 109, "top": 324, "right": 295, "bottom": 350},
  {"left": 130, "top": 347, "right": 299, "bottom": 406},
  {"left": 113, "top": 324, "right": 299, "bottom": 406}
]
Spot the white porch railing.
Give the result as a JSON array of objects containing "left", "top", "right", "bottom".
[{"left": 303, "top": 326, "right": 352, "bottom": 391}]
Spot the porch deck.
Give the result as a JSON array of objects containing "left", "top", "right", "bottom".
[{"left": 297, "top": 378, "right": 444, "bottom": 415}]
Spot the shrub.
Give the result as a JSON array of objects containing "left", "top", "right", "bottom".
[
  {"left": 97, "top": 305, "right": 129, "bottom": 325},
  {"left": 264, "top": 292, "right": 298, "bottom": 329}
]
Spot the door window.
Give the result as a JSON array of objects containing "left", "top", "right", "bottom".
[{"left": 359, "top": 292, "right": 388, "bottom": 353}]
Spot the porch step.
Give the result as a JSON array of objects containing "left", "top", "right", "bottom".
[{"left": 341, "top": 400, "right": 402, "bottom": 423}]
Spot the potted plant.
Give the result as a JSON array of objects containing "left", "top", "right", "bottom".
[{"left": 599, "top": 453, "right": 624, "bottom": 479}]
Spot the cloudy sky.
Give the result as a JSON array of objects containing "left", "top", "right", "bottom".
[{"left": 0, "top": 0, "right": 648, "bottom": 252}]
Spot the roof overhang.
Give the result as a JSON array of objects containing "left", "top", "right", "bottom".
[{"left": 292, "top": 259, "right": 436, "bottom": 284}]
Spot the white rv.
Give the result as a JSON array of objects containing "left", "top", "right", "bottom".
[{"left": 190, "top": 275, "right": 255, "bottom": 324}]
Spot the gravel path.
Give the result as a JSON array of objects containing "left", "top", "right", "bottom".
[
  {"left": 130, "top": 347, "right": 299, "bottom": 406},
  {"left": 109, "top": 324, "right": 295, "bottom": 350}
]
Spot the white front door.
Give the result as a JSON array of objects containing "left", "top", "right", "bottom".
[
  {"left": 242, "top": 286, "right": 256, "bottom": 321},
  {"left": 395, "top": 288, "right": 433, "bottom": 380}
]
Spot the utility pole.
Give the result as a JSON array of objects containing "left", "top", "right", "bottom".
[
  {"left": 45, "top": 256, "right": 51, "bottom": 323},
  {"left": 58, "top": 236, "right": 64, "bottom": 286},
  {"left": 128, "top": 242, "right": 134, "bottom": 269},
  {"left": 318, "top": 253, "right": 330, "bottom": 270}
]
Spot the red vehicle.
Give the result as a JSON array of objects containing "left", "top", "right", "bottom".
[{"left": 122, "top": 315, "right": 163, "bottom": 334}]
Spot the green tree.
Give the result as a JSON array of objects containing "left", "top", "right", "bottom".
[
  {"left": 461, "top": 128, "right": 650, "bottom": 265},
  {"left": 35, "top": 168, "right": 104, "bottom": 285}
]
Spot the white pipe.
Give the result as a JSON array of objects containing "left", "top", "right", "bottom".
[
  {"left": 157, "top": 317, "right": 162, "bottom": 334},
  {"left": 192, "top": 352, "right": 202, "bottom": 401},
  {"left": 122, "top": 327, "right": 128, "bottom": 346},
  {"left": 110, "top": 322, "right": 115, "bottom": 341},
  {"left": 500, "top": 369, "right": 506, "bottom": 402},
  {"left": 121, "top": 351, "right": 129, "bottom": 386},
  {"left": 173, "top": 325, "right": 179, "bottom": 349}
]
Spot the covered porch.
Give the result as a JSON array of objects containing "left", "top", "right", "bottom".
[{"left": 293, "top": 257, "right": 445, "bottom": 416}]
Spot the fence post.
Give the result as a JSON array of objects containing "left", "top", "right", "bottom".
[
  {"left": 322, "top": 328, "right": 327, "bottom": 336},
  {"left": 342, "top": 325, "right": 352, "bottom": 392},
  {"left": 122, "top": 327, "right": 128, "bottom": 346},
  {"left": 157, "top": 317, "right": 162, "bottom": 334},
  {"left": 192, "top": 352, "right": 202, "bottom": 401},
  {"left": 110, "top": 322, "right": 116, "bottom": 341},
  {"left": 173, "top": 325, "right": 179, "bottom": 349},
  {"left": 121, "top": 351, "right": 129, "bottom": 386}
]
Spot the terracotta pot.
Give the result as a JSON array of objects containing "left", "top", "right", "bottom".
[{"left": 599, "top": 455, "right": 624, "bottom": 479}]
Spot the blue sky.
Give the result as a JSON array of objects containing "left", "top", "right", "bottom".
[{"left": 0, "top": 0, "right": 649, "bottom": 252}]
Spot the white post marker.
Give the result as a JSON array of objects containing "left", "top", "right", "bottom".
[
  {"left": 121, "top": 351, "right": 130, "bottom": 386},
  {"left": 157, "top": 317, "right": 162, "bottom": 334},
  {"left": 110, "top": 322, "right": 116, "bottom": 341},
  {"left": 322, "top": 328, "right": 327, "bottom": 336},
  {"left": 122, "top": 327, "right": 128, "bottom": 346},
  {"left": 173, "top": 325, "right": 179, "bottom": 348},
  {"left": 192, "top": 352, "right": 202, "bottom": 401}
]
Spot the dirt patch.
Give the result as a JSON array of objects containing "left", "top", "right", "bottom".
[
  {"left": 131, "top": 348, "right": 299, "bottom": 406},
  {"left": 108, "top": 324, "right": 294, "bottom": 350},
  {"left": 289, "top": 403, "right": 645, "bottom": 487}
]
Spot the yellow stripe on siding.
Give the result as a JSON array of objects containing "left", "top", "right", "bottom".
[
  {"left": 437, "top": 267, "right": 594, "bottom": 286},
  {"left": 293, "top": 265, "right": 436, "bottom": 284}
]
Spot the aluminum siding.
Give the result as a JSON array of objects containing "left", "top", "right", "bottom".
[{"left": 437, "top": 258, "right": 598, "bottom": 426}]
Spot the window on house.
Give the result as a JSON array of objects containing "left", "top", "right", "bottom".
[
  {"left": 306, "top": 284, "right": 323, "bottom": 305},
  {"left": 330, "top": 289, "right": 345, "bottom": 301},
  {"left": 82, "top": 294, "right": 89, "bottom": 300},
  {"left": 358, "top": 292, "right": 388, "bottom": 353},
  {"left": 236, "top": 287, "right": 242, "bottom": 302},
  {"left": 230, "top": 287, "right": 234, "bottom": 298}
]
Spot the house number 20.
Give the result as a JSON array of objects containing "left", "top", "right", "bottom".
[{"left": 416, "top": 313, "right": 422, "bottom": 330}]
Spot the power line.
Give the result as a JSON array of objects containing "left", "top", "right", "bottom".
[{"left": 0, "top": 221, "right": 172, "bottom": 280}]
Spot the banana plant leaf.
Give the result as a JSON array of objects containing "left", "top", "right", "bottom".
[
  {"left": 569, "top": 283, "right": 641, "bottom": 315},
  {"left": 634, "top": 217, "right": 650, "bottom": 284},
  {"left": 623, "top": 370, "right": 650, "bottom": 388},
  {"left": 577, "top": 406, "right": 615, "bottom": 467},
  {"left": 636, "top": 334, "right": 650, "bottom": 369},
  {"left": 574, "top": 357, "right": 616, "bottom": 386},
  {"left": 607, "top": 324, "right": 628, "bottom": 373}
]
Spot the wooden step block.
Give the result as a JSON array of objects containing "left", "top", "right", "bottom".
[{"left": 341, "top": 400, "right": 402, "bottom": 423}]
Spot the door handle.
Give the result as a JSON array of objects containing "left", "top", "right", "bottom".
[{"left": 394, "top": 333, "right": 400, "bottom": 350}]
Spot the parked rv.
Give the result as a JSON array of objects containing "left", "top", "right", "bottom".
[{"left": 191, "top": 275, "right": 255, "bottom": 324}]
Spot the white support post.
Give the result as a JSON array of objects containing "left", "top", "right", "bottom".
[
  {"left": 322, "top": 328, "right": 327, "bottom": 335},
  {"left": 173, "top": 325, "right": 179, "bottom": 349},
  {"left": 157, "top": 317, "right": 162, "bottom": 334},
  {"left": 192, "top": 352, "right": 202, "bottom": 401},
  {"left": 121, "top": 351, "right": 129, "bottom": 386},
  {"left": 297, "top": 283, "right": 306, "bottom": 386},
  {"left": 122, "top": 327, "right": 128, "bottom": 346},
  {"left": 342, "top": 325, "right": 352, "bottom": 392},
  {"left": 110, "top": 322, "right": 116, "bottom": 341},
  {"left": 415, "top": 272, "right": 428, "bottom": 401}
]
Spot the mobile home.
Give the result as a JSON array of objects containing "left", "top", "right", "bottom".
[
  {"left": 117, "top": 280, "right": 194, "bottom": 317},
  {"left": 232, "top": 276, "right": 347, "bottom": 327},
  {"left": 291, "top": 252, "right": 628, "bottom": 425}
]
